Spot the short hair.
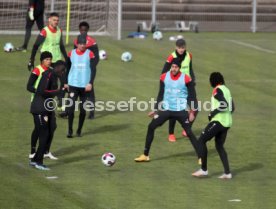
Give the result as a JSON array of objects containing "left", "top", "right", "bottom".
[
  {"left": 79, "top": 21, "right": 90, "bottom": 29},
  {"left": 54, "top": 60, "right": 66, "bottom": 67},
  {"left": 49, "top": 12, "right": 59, "bottom": 18},
  {"left": 176, "top": 39, "right": 186, "bottom": 47},
  {"left": 209, "top": 72, "right": 225, "bottom": 87}
]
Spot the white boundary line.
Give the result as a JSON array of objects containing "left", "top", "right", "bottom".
[{"left": 228, "top": 39, "right": 275, "bottom": 54}]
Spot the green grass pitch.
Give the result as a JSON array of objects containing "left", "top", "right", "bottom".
[{"left": 0, "top": 32, "right": 275, "bottom": 209}]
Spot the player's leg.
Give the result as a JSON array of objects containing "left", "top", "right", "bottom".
[
  {"left": 87, "top": 87, "right": 95, "bottom": 119},
  {"left": 175, "top": 110, "right": 199, "bottom": 157},
  {"left": 35, "top": 12, "right": 44, "bottom": 31},
  {"left": 168, "top": 118, "right": 177, "bottom": 142},
  {"left": 192, "top": 121, "right": 223, "bottom": 177},
  {"left": 18, "top": 14, "right": 34, "bottom": 51},
  {"left": 67, "top": 87, "right": 79, "bottom": 138},
  {"left": 182, "top": 110, "right": 198, "bottom": 137},
  {"left": 44, "top": 113, "right": 58, "bottom": 160},
  {"left": 76, "top": 89, "right": 88, "bottom": 136},
  {"left": 135, "top": 111, "right": 170, "bottom": 162},
  {"left": 215, "top": 128, "right": 232, "bottom": 178},
  {"left": 30, "top": 114, "right": 39, "bottom": 158},
  {"left": 31, "top": 114, "right": 49, "bottom": 169}
]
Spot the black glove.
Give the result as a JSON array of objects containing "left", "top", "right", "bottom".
[
  {"left": 28, "top": 59, "right": 34, "bottom": 71},
  {"left": 208, "top": 113, "right": 212, "bottom": 121}
]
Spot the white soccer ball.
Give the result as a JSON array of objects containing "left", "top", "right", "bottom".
[
  {"left": 121, "top": 51, "right": 132, "bottom": 62},
  {"left": 99, "top": 50, "right": 107, "bottom": 60},
  {"left": 153, "top": 31, "right": 163, "bottom": 40},
  {"left": 3, "top": 42, "right": 14, "bottom": 52},
  {"left": 101, "top": 152, "right": 116, "bottom": 167},
  {"left": 169, "top": 36, "right": 176, "bottom": 41},
  {"left": 177, "top": 35, "right": 184, "bottom": 40}
]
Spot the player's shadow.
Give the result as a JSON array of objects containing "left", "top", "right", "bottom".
[
  {"left": 83, "top": 123, "right": 131, "bottom": 135},
  {"left": 54, "top": 142, "right": 97, "bottom": 156},
  {"left": 50, "top": 153, "right": 99, "bottom": 167},
  {"left": 94, "top": 109, "right": 130, "bottom": 120},
  {"left": 153, "top": 148, "right": 217, "bottom": 161},
  {"left": 210, "top": 163, "right": 264, "bottom": 177}
]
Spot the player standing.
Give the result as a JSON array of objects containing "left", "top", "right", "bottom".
[
  {"left": 192, "top": 72, "right": 234, "bottom": 179},
  {"left": 29, "top": 58, "right": 66, "bottom": 170},
  {"left": 65, "top": 34, "right": 97, "bottom": 138},
  {"left": 27, "top": 51, "right": 59, "bottom": 160},
  {"left": 162, "top": 39, "right": 197, "bottom": 142},
  {"left": 28, "top": 12, "right": 67, "bottom": 71},
  {"left": 135, "top": 59, "right": 200, "bottom": 162},
  {"left": 16, "top": 0, "right": 45, "bottom": 52},
  {"left": 75, "top": 21, "right": 99, "bottom": 119}
]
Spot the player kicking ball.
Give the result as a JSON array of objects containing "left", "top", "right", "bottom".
[{"left": 135, "top": 59, "right": 200, "bottom": 163}]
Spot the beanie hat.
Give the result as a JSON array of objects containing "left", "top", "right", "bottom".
[
  {"left": 171, "top": 58, "right": 181, "bottom": 68},
  {"left": 77, "top": 33, "right": 87, "bottom": 44}
]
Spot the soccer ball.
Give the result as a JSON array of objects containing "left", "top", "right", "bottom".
[
  {"left": 101, "top": 152, "right": 116, "bottom": 167},
  {"left": 177, "top": 35, "right": 184, "bottom": 40},
  {"left": 121, "top": 51, "right": 132, "bottom": 62},
  {"left": 99, "top": 50, "right": 107, "bottom": 60},
  {"left": 153, "top": 31, "right": 163, "bottom": 40},
  {"left": 169, "top": 36, "right": 176, "bottom": 41},
  {"left": 3, "top": 42, "right": 14, "bottom": 52}
]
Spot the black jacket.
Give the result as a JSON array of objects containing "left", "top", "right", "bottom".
[{"left": 30, "top": 69, "right": 60, "bottom": 114}]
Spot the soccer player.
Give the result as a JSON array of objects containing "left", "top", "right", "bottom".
[
  {"left": 74, "top": 21, "right": 99, "bottom": 119},
  {"left": 29, "top": 58, "right": 66, "bottom": 170},
  {"left": 162, "top": 39, "right": 197, "bottom": 142},
  {"left": 135, "top": 59, "right": 200, "bottom": 162},
  {"left": 16, "top": 0, "right": 45, "bottom": 52},
  {"left": 192, "top": 72, "right": 235, "bottom": 179},
  {"left": 65, "top": 34, "right": 97, "bottom": 138},
  {"left": 28, "top": 12, "right": 67, "bottom": 71},
  {"left": 27, "top": 51, "right": 58, "bottom": 160}
]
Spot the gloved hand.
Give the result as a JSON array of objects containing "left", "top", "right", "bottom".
[
  {"left": 28, "top": 59, "right": 34, "bottom": 71},
  {"left": 208, "top": 111, "right": 215, "bottom": 121},
  {"left": 28, "top": 7, "right": 34, "bottom": 21}
]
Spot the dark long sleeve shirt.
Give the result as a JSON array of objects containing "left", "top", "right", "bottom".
[
  {"left": 73, "top": 35, "right": 99, "bottom": 66},
  {"left": 30, "top": 26, "right": 67, "bottom": 63},
  {"left": 30, "top": 70, "right": 60, "bottom": 114},
  {"left": 29, "top": 0, "right": 45, "bottom": 13},
  {"left": 154, "top": 72, "right": 198, "bottom": 111},
  {"left": 210, "top": 88, "right": 235, "bottom": 118},
  {"left": 161, "top": 50, "right": 195, "bottom": 82}
]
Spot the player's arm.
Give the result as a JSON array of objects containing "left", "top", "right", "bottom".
[
  {"left": 186, "top": 75, "right": 198, "bottom": 112},
  {"left": 88, "top": 44, "right": 99, "bottom": 66},
  {"left": 36, "top": 73, "right": 60, "bottom": 97},
  {"left": 26, "top": 73, "right": 38, "bottom": 93},
  {"left": 208, "top": 88, "right": 230, "bottom": 120},
  {"left": 189, "top": 60, "right": 196, "bottom": 83},
  {"left": 154, "top": 73, "right": 166, "bottom": 110},
  {"left": 29, "top": 31, "right": 45, "bottom": 70},
  {"left": 64, "top": 51, "right": 72, "bottom": 85},
  {"left": 60, "top": 34, "right": 68, "bottom": 60},
  {"left": 161, "top": 54, "right": 173, "bottom": 74},
  {"left": 89, "top": 51, "right": 97, "bottom": 84}
]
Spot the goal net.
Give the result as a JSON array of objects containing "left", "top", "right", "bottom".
[{"left": 0, "top": 0, "right": 121, "bottom": 39}]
